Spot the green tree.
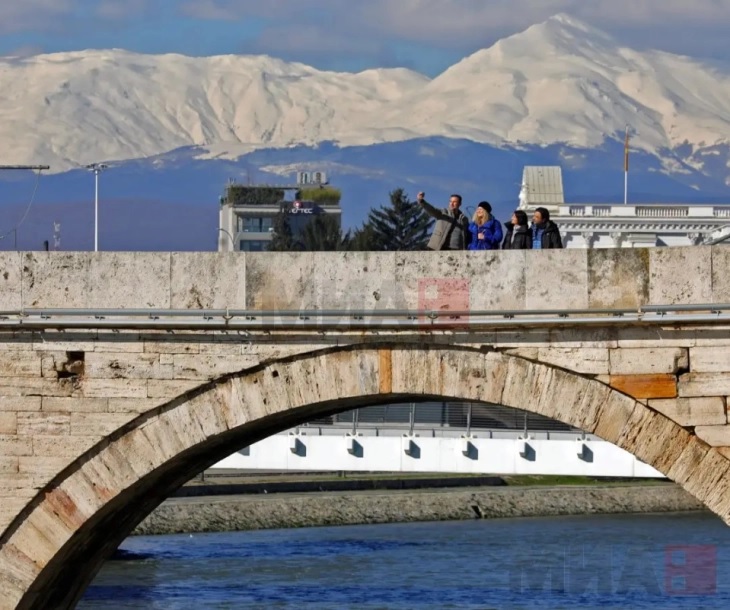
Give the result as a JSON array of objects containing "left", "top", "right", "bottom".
[
  {"left": 348, "top": 223, "right": 379, "bottom": 251},
  {"left": 365, "top": 188, "right": 433, "bottom": 250},
  {"left": 298, "top": 214, "right": 351, "bottom": 251},
  {"left": 268, "top": 205, "right": 296, "bottom": 251}
]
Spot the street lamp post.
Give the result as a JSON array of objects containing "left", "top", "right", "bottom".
[
  {"left": 86, "top": 163, "right": 108, "bottom": 251},
  {"left": 218, "top": 228, "right": 235, "bottom": 251}
]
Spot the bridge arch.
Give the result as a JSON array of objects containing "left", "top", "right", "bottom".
[{"left": 1, "top": 343, "right": 728, "bottom": 609}]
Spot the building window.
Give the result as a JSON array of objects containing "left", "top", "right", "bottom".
[
  {"left": 239, "top": 240, "right": 269, "bottom": 252},
  {"left": 238, "top": 216, "right": 274, "bottom": 232}
]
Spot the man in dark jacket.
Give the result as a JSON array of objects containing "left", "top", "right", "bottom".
[
  {"left": 531, "top": 207, "right": 563, "bottom": 249},
  {"left": 502, "top": 210, "right": 532, "bottom": 249},
  {"left": 416, "top": 191, "right": 470, "bottom": 250}
]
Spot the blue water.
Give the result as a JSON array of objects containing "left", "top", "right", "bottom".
[{"left": 80, "top": 512, "right": 730, "bottom": 609}]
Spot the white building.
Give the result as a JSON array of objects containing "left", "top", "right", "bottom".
[{"left": 517, "top": 166, "right": 730, "bottom": 248}]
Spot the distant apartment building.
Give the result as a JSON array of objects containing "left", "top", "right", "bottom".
[
  {"left": 518, "top": 166, "right": 730, "bottom": 247},
  {"left": 217, "top": 172, "right": 342, "bottom": 252}
]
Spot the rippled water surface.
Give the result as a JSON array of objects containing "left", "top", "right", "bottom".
[{"left": 80, "top": 512, "right": 730, "bottom": 609}]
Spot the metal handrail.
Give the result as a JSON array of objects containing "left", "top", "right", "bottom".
[{"left": 0, "top": 304, "right": 728, "bottom": 330}]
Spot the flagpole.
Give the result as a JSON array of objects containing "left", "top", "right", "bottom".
[{"left": 624, "top": 125, "right": 629, "bottom": 205}]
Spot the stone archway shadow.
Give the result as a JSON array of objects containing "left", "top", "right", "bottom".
[{"left": 1, "top": 343, "right": 728, "bottom": 609}]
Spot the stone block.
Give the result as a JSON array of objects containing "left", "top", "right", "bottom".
[
  {"left": 314, "top": 251, "right": 398, "bottom": 311},
  {"left": 246, "top": 252, "right": 318, "bottom": 310},
  {"left": 172, "top": 354, "right": 259, "bottom": 380},
  {"left": 143, "top": 341, "right": 200, "bottom": 354},
  {"left": 198, "top": 342, "right": 242, "bottom": 356},
  {"left": 92, "top": 335, "right": 144, "bottom": 353},
  {"left": 31, "top": 331, "right": 98, "bottom": 352},
  {"left": 0, "top": 377, "right": 74, "bottom": 398},
  {"left": 712, "top": 246, "right": 730, "bottom": 302},
  {"left": 649, "top": 397, "right": 726, "bottom": 426},
  {"left": 41, "top": 398, "right": 108, "bottom": 413},
  {"left": 609, "top": 348, "right": 688, "bottom": 375},
  {"left": 689, "top": 347, "right": 730, "bottom": 373},
  {"left": 616, "top": 327, "right": 696, "bottom": 348},
  {"left": 395, "top": 250, "right": 527, "bottom": 312},
  {"left": 609, "top": 374, "right": 677, "bottom": 399},
  {"left": 0, "top": 352, "right": 42, "bottom": 377},
  {"left": 85, "top": 352, "right": 172, "bottom": 380},
  {"left": 678, "top": 373, "right": 730, "bottom": 397},
  {"left": 0, "top": 333, "right": 33, "bottom": 351},
  {"left": 0, "top": 457, "right": 18, "bottom": 474},
  {"left": 88, "top": 252, "right": 171, "bottom": 308},
  {"left": 70, "top": 412, "right": 137, "bottom": 436},
  {"left": 32, "top": 435, "right": 101, "bottom": 458},
  {"left": 588, "top": 248, "right": 649, "bottom": 309},
  {"left": 170, "top": 252, "right": 246, "bottom": 309},
  {"left": 17, "top": 413, "right": 70, "bottom": 435},
  {"left": 0, "top": 413, "right": 17, "bottom": 434},
  {"left": 0, "top": 397, "right": 41, "bottom": 412},
  {"left": 0, "top": 251, "right": 22, "bottom": 310},
  {"left": 536, "top": 347, "right": 609, "bottom": 375},
  {"left": 648, "top": 247, "right": 712, "bottom": 305},
  {"left": 525, "top": 249, "right": 588, "bottom": 309},
  {"left": 695, "top": 425, "right": 730, "bottom": 447},
  {"left": 147, "top": 379, "right": 200, "bottom": 399},
  {"left": 108, "top": 398, "right": 161, "bottom": 413},
  {"left": 18, "top": 456, "right": 74, "bottom": 476},
  {"left": 22, "top": 252, "right": 90, "bottom": 308},
  {"left": 0, "top": 436, "right": 33, "bottom": 456},
  {"left": 77, "top": 378, "right": 148, "bottom": 399}
]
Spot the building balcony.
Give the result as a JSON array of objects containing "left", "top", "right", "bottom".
[{"left": 558, "top": 204, "right": 730, "bottom": 219}]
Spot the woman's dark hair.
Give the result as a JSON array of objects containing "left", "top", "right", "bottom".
[{"left": 513, "top": 210, "right": 528, "bottom": 226}]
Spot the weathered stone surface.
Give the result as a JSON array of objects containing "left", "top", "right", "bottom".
[
  {"left": 0, "top": 351, "right": 42, "bottom": 377},
  {"left": 17, "top": 413, "right": 70, "bottom": 436},
  {"left": 525, "top": 249, "right": 588, "bottom": 309},
  {"left": 617, "top": 409, "right": 691, "bottom": 475},
  {"left": 695, "top": 425, "right": 730, "bottom": 447},
  {"left": 147, "top": 379, "right": 201, "bottom": 399},
  {"left": 22, "top": 252, "right": 90, "bottom": 308},
  {"left": 88, "top": 253, "right": 171, "bottom": 308},
  {"left": 0, "top": 412, "right": 17, "bottom": 434},
  {"left": 649, "top": 247, "right": 712, "bottom": 304},
  {"left": 592, "top": 392, "right": 638, "bottom": 445},
  {"left": 18, "top": 456, "right": 74, "bottom": 476},
  {"left": 107, "top": 398, "right": 162, "bottom": 413},
  {"left": 0, "top": 457, "right": 18, "bottom": 474},
  {"left": 0, "top": 396, "right": 41, "bottom": 412},
  {"left": 536, "top": 348, "right": 609, "bottom": 375},
  {"left": 32, "top": 435, "right": 101, "bottom": 458},
  {"left": 609, "top": 348, "right": 688, "bottom": 375},
  {"left": 649, "top": 397, "right": 727, "bottom": 426},
  {"left": 616, "top": 327, "right": 696, "bottom": 348},
  {"left": 396, "top": 250, "right": 527, "bottom": 311},
  {"left": 85, "top": 353, "right": 172, "bottom": 380},
  {"left": 78, "top": 378, "right": 148, "bottom": 399},
  {"left": 70, "top": 413, "right": 137, "bottom": 436},
  {"left": 0, "top": 252, "right": 22, "bottom": 310},
  {"left": 588, "top": 248, "right": 649, "bottom": 309},
  {"left": 42, "top": 398, "right": 108, "bottom": 413},
  {"left": 609, "top": 374, "right": 677, "bottom": 399},
  {"left": 143, "top": 341, "right": 200, "bottom": 354},
  {"left": 172, "top": 354, "right": 259, "bottom": 380},
  {"left": 711, "top": 246, "right": 730, "bottom": 302},
  {"left": 678, "top": 373, "right": 730, "bottom": 397},
  {"left": 246, "top": 252, "right": 318, "bottom": 310},
  {"left": 0, "top": 436, "right": 33, "bottom": 456},
  {"left": 170, "top": 253, "right": 246, "bottom": 309},
  {"left": 31, "top": 331, "right": 98, "bottom": 352},
  {"left": 689, "top": 347, "right": 730, "bottom": 373},
  {"left": 0, "top": 377, "right": 73, "bottom": 398}
]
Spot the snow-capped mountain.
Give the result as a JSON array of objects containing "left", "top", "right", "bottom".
[{"left": 1, "top": 13, "right": 729, "bottom": 182}]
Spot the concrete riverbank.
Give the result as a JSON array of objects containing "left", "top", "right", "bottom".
[{"left": 133, "top": 482, "right": 705, "bottom": 536}]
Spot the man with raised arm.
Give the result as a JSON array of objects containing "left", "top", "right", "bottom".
[{"left": 416, "top": 191, "right": 470, "bottom": 251}]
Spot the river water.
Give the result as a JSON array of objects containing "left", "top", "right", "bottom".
[{"left": 79, "top": 512, "right": 730, "bottom": 609}]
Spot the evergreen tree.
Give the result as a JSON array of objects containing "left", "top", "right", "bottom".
[
  {"left": 298, "top": 214, "right": 351, "bottom": 251},
  {"left": 348, "top": 223, "right": 379, "bottom": 251},
  {"left": 366, "top": 188, "right": 433, "bottom": 250},
  {"left": 268, "top": 205, "right": 296, "bottom": 251}
]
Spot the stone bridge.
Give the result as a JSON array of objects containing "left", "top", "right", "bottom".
[{"left": 2, "top": 247, "right": 730, "bottom": 608}]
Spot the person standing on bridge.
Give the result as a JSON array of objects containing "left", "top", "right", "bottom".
[
  {"left": 467, "top": 201, "right": 502, "bottom": 251},
  {"left": 416, "top": 191, "right": 470, "bottom": 251},
  {"left": 502, "top": 210, "right": 532, "bottom": 249},
  {"left": 531, "top": 207, "right": 563, "bottom": 249}
]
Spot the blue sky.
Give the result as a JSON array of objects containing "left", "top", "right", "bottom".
[{"left": 2, "top": 1, "right": 730, "bottom": 76}]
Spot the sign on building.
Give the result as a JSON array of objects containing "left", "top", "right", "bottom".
[{"left": 296, "top": 171, "right": 328, "bottom": 185}]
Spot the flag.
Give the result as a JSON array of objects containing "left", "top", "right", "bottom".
[{"left": 624, "top": 126, "right": 630, "bottom": 172}]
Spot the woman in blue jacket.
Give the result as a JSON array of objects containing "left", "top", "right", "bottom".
[{"left": 467, "top": 201, "right": 502, "bottom": 250}]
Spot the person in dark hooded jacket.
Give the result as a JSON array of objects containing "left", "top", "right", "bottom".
[
  {"left": 531, "top": 207, "right": 563, "bottom": 249},
  {"left": 502, "top": 210, "right": 532, "bottom": 250}
]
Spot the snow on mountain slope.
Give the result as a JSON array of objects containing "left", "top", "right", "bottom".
[{"left": 1, "top": 14, "right": 729, "bottom": 176}]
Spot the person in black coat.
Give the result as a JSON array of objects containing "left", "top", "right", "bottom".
[
  {"left": 531, "top": 207, "right": 563, "bottom": 249},
  {"left": 502, "top": 210, "right": 532, "bottom": 249}
]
